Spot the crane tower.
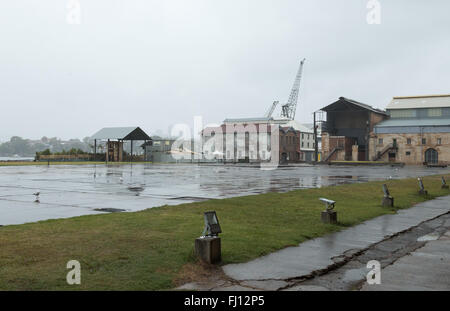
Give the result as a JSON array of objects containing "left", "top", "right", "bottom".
[{"left": 280, "top": 58, "right": 306, "bottom": 120}]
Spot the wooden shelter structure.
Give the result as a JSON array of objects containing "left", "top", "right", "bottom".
[{"left": 91, "top": 127, "right": 152, "bottom": 162}]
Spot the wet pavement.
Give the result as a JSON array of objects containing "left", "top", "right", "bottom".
[
  {"left": 289, "top": 212, "right": 450, "bottom": 291},
  {"left": 0, "top": 163, "right": 449, "bottom": 226},
  {"left": 360, "top": 223, "right": 450, "bottom": 291},
  {"left": 177, "top": 196, "right": 450, "bottom": 291}
]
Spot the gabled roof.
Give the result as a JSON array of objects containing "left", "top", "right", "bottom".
[
  {"left": 387, "top": 94, "right": 450, "bottom": 110},
  {"left": 91, "top": 127, "right": 151, "bottom": 140},
  {"left": 321, "top": 97, "right": 388, "bottom": 115},
  {"left": 280, "top": 126, "right": 299, "bottom": 134}
]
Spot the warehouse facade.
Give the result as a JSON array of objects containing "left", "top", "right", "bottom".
[
  {"left": 370, "top": 94, "right": 450, "bottom": 165},
  {"left": 201, "top": 119, "right": 305, "bottom": 164}
]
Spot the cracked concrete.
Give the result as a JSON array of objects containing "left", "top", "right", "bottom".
[
  {"left": 286, "top": 213, "right": 450, "bottom": 291},
  {"left": 177, "top": 196, "right": 450, "bottom": 291},
  {"left": 223, "top": 196, "right": 450, "bottom": 282}
]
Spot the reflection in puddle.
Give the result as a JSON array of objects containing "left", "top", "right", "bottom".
[{"left": 1, "top": 163, "right": 449, "bottom": 225}]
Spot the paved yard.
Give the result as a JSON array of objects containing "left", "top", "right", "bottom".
[{"left": 0, "top": 163, "right": 448, "bottom": 225}]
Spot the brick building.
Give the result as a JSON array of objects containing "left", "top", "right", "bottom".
[
  {"left": 319, "top": 97, "right": 389, "bottom": 162},
  {"left": 201, "top": 120, "right": 302, "bottom": 163},
  {"left": 370, "top": 94, "right": 450, "bottom": 165}
]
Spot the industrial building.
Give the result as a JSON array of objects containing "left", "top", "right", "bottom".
[
  {"left": 209, "top": 117, "right": 315, "bottom": 162},
  {"left": 369, "top": 94, "right": 450, "bottom": 165},
  {"left": 201, "top": 58, "right": 315, "bottom": 164},
  {"left": 318, "top": 97, "right": 389, "bottom": 162},
  {"left": 201, "top": 122, "right": 302, "bottom": 163}
]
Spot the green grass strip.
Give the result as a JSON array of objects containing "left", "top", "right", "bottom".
[{"left": 0, "top": 174, "right": 448, "bottom": 290}]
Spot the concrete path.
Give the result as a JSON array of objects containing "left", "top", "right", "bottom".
[
  {"left": 361, "top": 229, "right": 450, "bottom": 291},
  {"left": 281, "top": 211, "right": 450, "bottom": 291},
  {"left": 223, "top": 196, "right": 450, "bottom": 283},
  {"left": 178, "top": 195, "right": 450, "bottom": 291}
]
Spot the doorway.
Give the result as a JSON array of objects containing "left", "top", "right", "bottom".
[{"left": 425, "top": 148, "right": 438, "bottom": 164}]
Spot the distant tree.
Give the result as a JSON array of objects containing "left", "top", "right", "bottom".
[{"left": 0, "top": 136, "right": 92, "bottom": 157}]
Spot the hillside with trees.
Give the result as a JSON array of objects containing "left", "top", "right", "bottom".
[{"left": 0, "top": 136, "right": 92, "bottom": 157}]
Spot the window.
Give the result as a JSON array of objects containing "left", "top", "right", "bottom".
[
  {"left": 378, "top": 138, "right": 383, "bottom": 145},
  {"left": 428, "top": 108, "right": 442, "bottom": 117},
  {"left": 406, "top": 151, "right": 411, "bottom": 156},
  {"left": 437, "top": 138, "right": 442, "bottom": 145},
  {"left": 389, "top": 109, "right": 417, "bottom": 118},
  {"left": 407, "top": 138, "right": 411, "bottom": 145},
  {"left": 422, "top": 138, "right": 426, "bottom": 145},
  {"left": 301, "top": 142, "right": 304, "bottom": 148}
]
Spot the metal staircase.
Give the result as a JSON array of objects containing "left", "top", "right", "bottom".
[
  {"left": 324, "top": 146, "right": 343, "bottom": 162},
  {"left": 373, "top": 143, "right": 397, "bottom": 161}
]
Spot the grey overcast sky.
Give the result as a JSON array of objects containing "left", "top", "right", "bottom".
[{"left": 1, "top": 0, "right": 449, "bottom": 141}]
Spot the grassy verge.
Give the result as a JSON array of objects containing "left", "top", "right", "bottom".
[{"left": 0, "top": 174, "right": 449, "bottom": 290}]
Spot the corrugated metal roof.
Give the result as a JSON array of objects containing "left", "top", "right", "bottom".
[
  {"left": 321, "top": 97, "right": 388, "bottom": 115},
  {"left": 222, "top": 118, "right": 313, "bottom": 133},
  {"left": 387, "top": 94, "right": 450, "bottom": 109},
  {"left": 283, "top": 120, "right": 313, "bottom": 133},
  {"left": 224, "top": 117, "right": 274, "bottom": 123},
  {"left": 375, "top": 118, "right": 450, "bottom": 127},
  {"left": 91, "top": 127, "right": 151, "bottom": 140}
]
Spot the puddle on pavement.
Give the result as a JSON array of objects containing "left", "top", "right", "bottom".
[
  {"left": 342, "top": 267, "right": 368, "bottom": 283},
  {"left": 417, "top": 232, "right": 441, "bottom": 242},
  {"left": 1, "top": 164, "right": 449, "bottom": 225}
]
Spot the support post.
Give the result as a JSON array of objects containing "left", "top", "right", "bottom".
[
  {"left": 195, "top": 237, "right": 221, "bottom": 264},
  {"left": 106, "top": 139, "right": 109, "bottom": 164},
  {"left": 130, "top": 140, "right": 133, "bottom": 162},
  {"left": 418, "top": 178, "right": 428, "bottom": 195},
  {"left": 321, "top": 211, "right": 337, "bottom": 224},
  {"left": 314, "top": 111, "right": 318, "bottom": 162},
  {"left": 94, "top": 139, "right": 97, "bottom": 161}
]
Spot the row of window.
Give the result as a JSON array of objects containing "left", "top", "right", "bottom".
[
  {"left": 378, "top": 137, "right": 442, "bottom": 145},
  {"left": 389, "top": 108, "right": 449, "bottom": 118},
  {"left": 282, "top": 135, "right": 298, "bottom": 145},
  {"left": 301, "top": 133, "right": 313, "bottom": 140},
  {"left": 301, "top": 142, "right": 315, "bottom": 148}
]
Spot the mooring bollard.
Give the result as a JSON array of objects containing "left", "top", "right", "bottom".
[
  {"left": 319, "top": 198, "right": 337, "bottom": 224},
  {"left": 195, "top": 211, "right": 222, "bottom": 264},
  {"left": 441, "top": 177, "right": 449, "bottom": 189},
  {"left": 418, "top": 178, "right": 428, "bottom": 195},
  {"left": 382, "top": 184, "right": 394, "bottom": 207}
]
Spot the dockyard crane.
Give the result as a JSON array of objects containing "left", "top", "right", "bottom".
[
  {"left": 280, "top": 58, "right": 306, "bottom": 120},
  {"left": 264, "top": 101, "right": 279, "bottom": 118}
]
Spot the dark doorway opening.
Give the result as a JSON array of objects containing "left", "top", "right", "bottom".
[{"left": 425, "top": 148, "right": 438, "bottom": 164}]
